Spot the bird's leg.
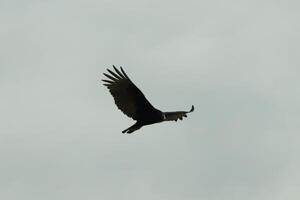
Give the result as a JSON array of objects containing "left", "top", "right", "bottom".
[{"left": 122, "top": 122, "right": 142, "bottom": 134}]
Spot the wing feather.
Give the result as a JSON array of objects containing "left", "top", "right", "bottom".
[
  {"left": 107, "top": 68, "right": 122, "bottom": 80},
  {"left": 163, "top": 105, "right": 194, "bottom": 122},
  {"left": 102, "top": 66, "right": 157, "bottom": 120},
  {"left": 103, "top": 73, "right": 118, "bottom": 81},
  {"left": 120, "top": 67, "right": 130, "bottom": 79},
  {"left": 113, "top": 65, "right": 127, "bottom": 79}
]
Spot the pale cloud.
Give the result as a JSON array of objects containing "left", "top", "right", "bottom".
[{"left": 1, "top": 0, "right": 299, "bottom": 200}]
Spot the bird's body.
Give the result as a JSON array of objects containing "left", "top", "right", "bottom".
[{"left": 102, "top": 66, "right": 194, "bottom": 134}]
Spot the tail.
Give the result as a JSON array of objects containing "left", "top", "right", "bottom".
[{"left": 122, "top": 123, "right": 142, "bottom": 134}]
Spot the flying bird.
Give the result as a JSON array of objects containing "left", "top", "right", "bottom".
[{"left": 102, "top": 66, "right": 194, "bottom": 134}]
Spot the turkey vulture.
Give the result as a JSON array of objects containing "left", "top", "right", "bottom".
[{"left": 102, "top": 66, "right": 194, "bottom": 134}]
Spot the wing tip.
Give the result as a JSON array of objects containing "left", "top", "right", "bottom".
[
  {"left": 106, "top": 65, "right": 130, "bottom": 80},
  {"left": 120, "top": 66, "right": 129, "bottom": 79},
  {"left": 112, "top": 65, "right": 118, "bottom": 71},
  {"left": 189, "top": 105, "right": 194, "bottom": 112}
]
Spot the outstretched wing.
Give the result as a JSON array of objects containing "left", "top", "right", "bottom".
[
  {"left": 102, "top": 66, "right": 157, "bottom": 120},
  {"left": 163, "top": 105, "right": 194, "bottom": 122}
]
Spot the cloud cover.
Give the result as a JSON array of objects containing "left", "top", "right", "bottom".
[{"left": 1, "top": 0, "right": 299, "bottom": 199}]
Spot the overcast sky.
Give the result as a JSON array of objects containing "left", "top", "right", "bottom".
[{"left": 1, "top": 0, "right": 300, "bottom": 199}]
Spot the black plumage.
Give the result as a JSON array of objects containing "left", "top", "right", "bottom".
[{"left": 102, "top": 66, "right": 194, "bottom": 134}]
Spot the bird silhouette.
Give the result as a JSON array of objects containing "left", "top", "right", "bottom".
[{"left": 102, "top": 66, "right": 194, "bottom": 134}]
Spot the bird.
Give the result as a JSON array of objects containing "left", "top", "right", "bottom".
[{"left": 102, "top": 66, "right": 194, "bottom": 134}]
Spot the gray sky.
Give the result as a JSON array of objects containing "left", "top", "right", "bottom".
[{"left": 1, "top": 0, "right": 300, "bottom": 199}]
